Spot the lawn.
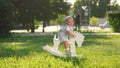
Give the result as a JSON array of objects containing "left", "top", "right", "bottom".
[{"left": 0, "top": 35, "right": 120, "bottom": 68}]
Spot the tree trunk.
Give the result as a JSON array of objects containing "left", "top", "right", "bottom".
[
  {"left": 42, "top": 20, "right": 46, "bottom": 32},
  {"left": 31, "top": 18, "right": 35, "bottom": 33}
]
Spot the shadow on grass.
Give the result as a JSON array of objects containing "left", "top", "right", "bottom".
[
  {"left": 0, "top": 35, "right": 53, "bottom": 58},
  {"left": 0, "top": 35, "right": 119, "bottom": 58},
  {"left": 53, "top": 56, "right": 87, "bottom": 66},
  {"left": 82, "top": 35, "right": 114, "bottom": 47},
  {"left": 0, "top": 46, "right": 30, "bottom": 57}
]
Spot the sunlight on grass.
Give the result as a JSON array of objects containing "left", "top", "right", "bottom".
[{"left": 0, "top": 35, "right": 120, "bottom": 68}]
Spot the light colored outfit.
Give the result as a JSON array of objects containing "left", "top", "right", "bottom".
[{"left": 58, "top": 25, "right": 74, "bottom": 42}]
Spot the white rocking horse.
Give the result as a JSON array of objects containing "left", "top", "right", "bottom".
[{"left": 43, "top": 32, "right": 85, "bottom": 57}]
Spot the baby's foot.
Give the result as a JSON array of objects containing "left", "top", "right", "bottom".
[{"left": 65, "top": 50, "right": 71, "bottom": 57}]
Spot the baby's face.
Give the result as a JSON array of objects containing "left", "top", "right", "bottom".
[{"left": 66, "top": 18, "right": 74, "bottom": 27}]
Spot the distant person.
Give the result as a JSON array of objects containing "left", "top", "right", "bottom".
[{"left": 74, "top": 12, "right": 81, "bottom": 31}]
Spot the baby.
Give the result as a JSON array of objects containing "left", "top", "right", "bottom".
[
  {"left": 58, "top": 16, "right": 76, "bottom": 57},
  {"left": 43, "top": 16, "right": 84, "bottom": 57}
]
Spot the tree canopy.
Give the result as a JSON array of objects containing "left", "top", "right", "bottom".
[
  {"left": 13, "top": 0, "right": 70, "bottom": 32},
  {"left": 74, "top": 0, "right": 111, "bottom": 18},
  {"left": 0, "top": 0, "right": 70, "bottom": 35},
  {"left": 0, "top": 0, "right": 15, "bottom": 37}
]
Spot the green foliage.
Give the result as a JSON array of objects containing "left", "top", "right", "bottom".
[
  {"left": 0, "top": 35, "right": 120, "bottom": 68},
  {"left": 0, "top": 0, "right": 70, "bottom": 34},
  {"left": 56, "top": 14, "right": 64, "bottom": 25},
  {"left": 34, "top": 19, "right": 40, "bottom": 29},
  {"left": 49, "top": 20, "right": 57, "bottom": 25},
  {"left": 90, "top": 16, "right": 98, "bottom": 26},
  {"left": 12, "top": 0, "right": 70, "bottom": 33},
  {"left": 0, "top": 0, "right": 15, "bottom": 37},
  {"left": 107, "top": 0, "right": 120, "bottom": 10},
  {"left": 74, "top": 0, "right": 111, "bottom": 18},
  {"left": 94, "top": 0, "right": 110, "bottom": 17},
  {"left": 45, "top": 14, "right": 64, "bottom": 25},
  {"left": 108, "top": 12, "right": 120, "bottom": 32}
]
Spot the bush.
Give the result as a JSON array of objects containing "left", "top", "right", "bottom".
[
  {"left": 34, "top": 19, "right": 40, "bottom": 29},
  {"left": 108, "top": 11, "right": 120, "bottom": 32},
  {"left": 90, "top": 16, "right": 98, "bottom": 26},
  {"left": 49, "top": 20, "right": 57, "bottom": 25}
]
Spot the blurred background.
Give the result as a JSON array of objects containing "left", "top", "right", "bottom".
[{"left": 0, "top": 0, "right": 120, "bottom": 36}]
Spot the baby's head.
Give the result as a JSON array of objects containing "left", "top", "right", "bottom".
[{"left": 64, "top": 16, "right": 74, "bottom": 27}]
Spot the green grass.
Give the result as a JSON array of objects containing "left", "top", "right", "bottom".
[{"left": 0, "top": 35, "right": 120, "bottom": 68}]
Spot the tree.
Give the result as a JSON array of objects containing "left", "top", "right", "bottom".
[
  {"left": 13, "top": 0, "right": 41, "bottom": 33},
  {"left": 13, "top": 0, "right": 70, "bottom": 33},
  {"left": 0, "top": 0, "right": 15, "bottom": 37},
  {"left": 74, "top": 0, "right": 111, "bottom": 18},
  {"left": 0, "top": 0, "right": 70, "bottom": 37},
  {"left": 107, "top": 0, "right": 120, "bottom": 11},
  {"left": 93, "top": 0, "right": 110, "bottom": 17}
]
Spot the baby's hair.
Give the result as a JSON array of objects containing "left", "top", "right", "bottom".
[{"left": 64, "top": 16, "right": 73, "bottom": 22}]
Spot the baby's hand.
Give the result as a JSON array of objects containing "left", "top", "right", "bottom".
[
  {"left": 74, "top": 34, "right": 77, "bottom": 37},
  {"left": 72, "top": 34, "right": 76, "bottom": 38}
]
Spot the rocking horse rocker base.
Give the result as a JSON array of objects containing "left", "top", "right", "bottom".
[
  {"left": 43, "top": 32, "right": 85, "bottom": 57},
  {"left": 43, "top": 45, "right": 64, "bottom": 57}
]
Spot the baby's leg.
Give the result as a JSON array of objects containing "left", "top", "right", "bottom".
[
  {"left": 64, "top": 41, "right": 71, "bottom": 57},
  {"left": 64, "top": 41, "right": 70, "bottom": 49}
]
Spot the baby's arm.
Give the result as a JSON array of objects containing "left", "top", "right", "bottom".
[
  {"left": 66, "top": 26, "right": 76, "bottom": 37},
  {"left": 66, "top": 30, "right": 75, "bottom": 37}
]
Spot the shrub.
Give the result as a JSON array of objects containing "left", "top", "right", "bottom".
[
  {"left": 34, "top": 19, "right": 40, "bottom": 29},
  {"left": 108, "top": 11, "right": 120, "bottom": 32},
  {"left": 90, "top": 16, "right": 98, "bottom": 26},
  {"left": 56, "top": 14, "right": 64, "bottom": 25}
]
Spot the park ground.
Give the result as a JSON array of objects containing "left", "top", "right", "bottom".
[
  {"left": 10, "top": 25, "right": 111, "bottom": 33},
  {"left": 0, "top": 29, "right": 120, "bottom": 68}
]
